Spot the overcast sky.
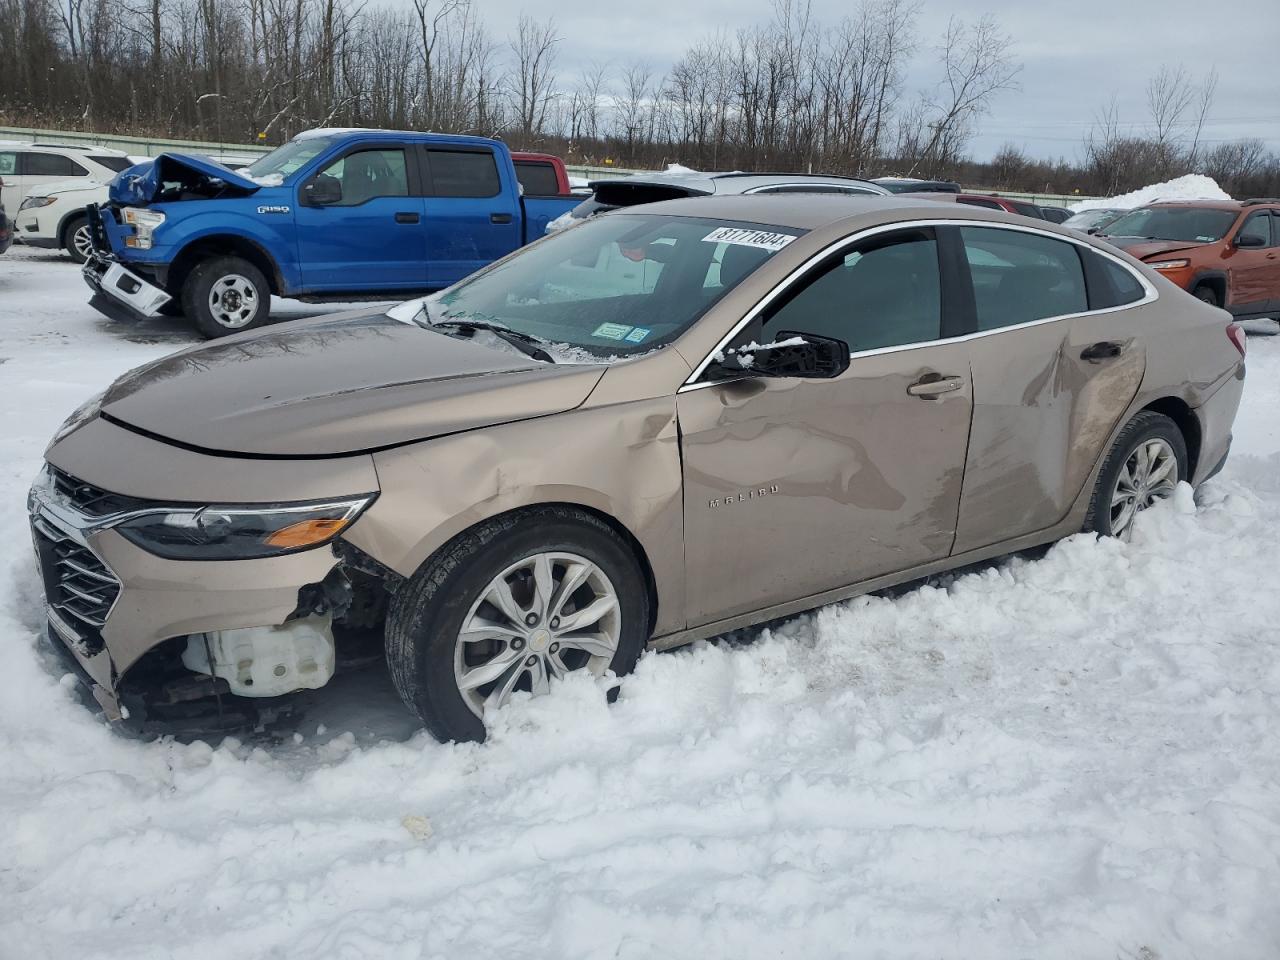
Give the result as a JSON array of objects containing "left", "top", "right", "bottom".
[{"left": 472, "top": 0, "right": 1279, "bottom": 162}]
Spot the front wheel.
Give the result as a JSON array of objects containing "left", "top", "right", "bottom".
[
  {"left": 63, "top": 214, "right": 93, "bottom": 264},
  {"left": 1193, "top": 284, "right": 1220, "bottom": 308},
  {"left": 182, "top": 255, "right": 270, "bottom": 338},
  {"left": 1085, "top": 411, "right": 1188, "bottom": 539},
  {"left": 386, "top": 507, "right": 650, "bottom": 743}
]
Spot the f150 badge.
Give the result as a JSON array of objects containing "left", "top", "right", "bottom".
[
  {"left": 257, "top": 205, "right": 291, "bottom": 215},
  {"left": 709, "top": 485, "right": 779, "bottom": 508}
]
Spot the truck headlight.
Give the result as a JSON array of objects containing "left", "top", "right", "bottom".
[
  {"left": 116, "top": 496, "right": 376, "bottom": 560},
  {"left": 1147, "top": 259, "right": 1189, "bottom": 271},
  {"left": 122, "top": 207, "right": 166, "bottom": 249},
  {"left": 19, "top": 196, "right": 56, "bottom": 211}
]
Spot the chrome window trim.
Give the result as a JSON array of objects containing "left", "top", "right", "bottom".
[
  {"left": 742, "top": 183, "right": 887, "bottom": 197},
  {"left": 679, "top": 217, "right": 1158, "bottom": 392}
]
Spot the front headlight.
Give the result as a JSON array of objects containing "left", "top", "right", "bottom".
[
  {"left": 50, "top": 389, "right": 106, "bottom": 446},
  {"left": 19, "top": 196, "right": 56, "bottom": 211},
  {"left": 1147, "top": 258, "right": 1190, "bottom": 271},
  {"left": 116, "top": 496, "right": 375, "bottom": 560},
  {"left": 122, "top": 207, "right": 166, "bottom": 249}
]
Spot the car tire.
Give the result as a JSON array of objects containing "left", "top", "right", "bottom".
[
  {"left": 182, "top": 256, "right": 270, "bottom": 338},
  {"left": 1084, "top": 410, "right": 1188, "bottom": 539},
  {"left": 62, "top": 214, "right": 93, "bottom": 264},
  {"left": 385, "top": 506, "right": 650, "bottom": 743},
  {"left": 1192, "top": 284, "right": 1220, "bottom": 307}
]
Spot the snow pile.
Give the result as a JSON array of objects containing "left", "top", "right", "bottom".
[
  {"left": 665, "top": 162, "right": 698, "bottom": 174},
  {"left": 1072, "top": 174, "right": 1231, "bottom": 211},
  {"left": 3, "top": 246, "right": 1280, "bottom": 959}
]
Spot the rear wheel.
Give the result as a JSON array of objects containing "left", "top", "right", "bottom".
[
  {"left": 386, "top": 507, "right": 650, "bottom": 743},
  {"left": 182, "top": 256, "right": 270, "bottom": 338},
  {"left": 62, "top": 215, "right": 92, "bottom": 264},
  {"left": 1085, "top": 411, "right": 1188, "bottom": 539}
]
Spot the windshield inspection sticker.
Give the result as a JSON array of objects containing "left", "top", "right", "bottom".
[
  {"left": 702, "top": 227, "right": 796, "bottom": 252},
  {"left": 593, "top": 322, "right": 634, "bottom": 340},
  {"left": 624, "top": 327, "right": 652, "bottom": 343}
]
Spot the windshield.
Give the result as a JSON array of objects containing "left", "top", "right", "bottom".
[
  {"left": 244, "top": 137, "right": 336, "bottom": 180},
  {"left": 403, "top": 214, "right": 803, "bottom": 359},
  {"left": 1102, "top": 206, "right": 1237, "bottom": 243},
  {"left": 1064, "top": 209, "right": 1121, "bottom": 230}
]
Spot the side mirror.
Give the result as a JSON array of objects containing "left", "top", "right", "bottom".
[
  {"left": 709, "top": 331, "right": 850, "bottom": 381},
  {"left": 303, "top": 176, "right": 342, "bottom": 206},
  {"left": 1235, "top": 232, "right": 1265, "bottom": 249}
]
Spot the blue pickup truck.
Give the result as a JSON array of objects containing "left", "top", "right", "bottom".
[{"left": 83, "top": 129, "right": 578, "bottom": 337}]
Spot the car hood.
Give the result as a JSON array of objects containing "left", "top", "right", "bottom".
[
  {"left": 98, "top": 313, "right": 606, "bottom": 456},
  {"left": 109, "top": 153, "right": 263, "bottom": 205},
  {"left": 1101, "top": 237, "right": 1205, "bottom": 260},
  {"left": 36, "top": 178, "right": 109, "bottom": 197}
]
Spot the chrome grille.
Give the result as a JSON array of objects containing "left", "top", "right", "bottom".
[{"left": 31, "top": 518, "right": 119, "bottom": 652}]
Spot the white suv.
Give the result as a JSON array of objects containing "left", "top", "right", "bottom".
[{"left": 1, "top": 143, "right": 135, "bottom": 261}]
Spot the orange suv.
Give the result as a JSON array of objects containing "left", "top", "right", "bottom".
[{"left": 1100, "top": 199, "right": 1280, "bottom": 319}]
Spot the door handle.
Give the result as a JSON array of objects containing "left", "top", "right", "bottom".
[
  {"left": 906, "top": 374, "right": 964, "bottom": 398},
  {"left": 394, "top": 211, "right": 420, "bottom": 224},
  {"left": 1080, "top": 341, "right": 1124, "bottom": 362},
  {"left": 490, "top": 212, "right": 513, "bottom": 224}
]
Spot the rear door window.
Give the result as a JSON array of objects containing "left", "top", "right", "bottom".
[
  {"left": 762, "top": 228, "right": 941, "bottom": 351},
  {"left": 426, "top": 149, "right": 500, "bottom": 198},
  {"left": 1079, "top": 247, "right": 1147, "bottom": 309},
  {"left": 514, "top": 160, "right": 561, "bottom": 196},
  {"left": 961, "top": 226, "right": 1088, "bottom": 329},
  {"left": 21, "top": 152, "right": 88, "bottom": 177}
]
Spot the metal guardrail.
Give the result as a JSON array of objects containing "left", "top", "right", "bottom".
[{"left": 0, "top": 126, "right": 1097, "bottom": 206}]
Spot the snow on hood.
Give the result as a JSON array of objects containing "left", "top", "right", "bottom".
[{"left": 1071, "top": 174, "right": 1231, "bottom": 212}]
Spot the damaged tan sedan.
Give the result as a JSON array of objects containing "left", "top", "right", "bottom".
[{"left": 31, "top": 195, "right": 1246, "bottom": 742}]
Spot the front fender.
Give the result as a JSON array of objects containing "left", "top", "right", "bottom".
[{"left": 344, "top": 396, "right": 688, "bottom": 637}]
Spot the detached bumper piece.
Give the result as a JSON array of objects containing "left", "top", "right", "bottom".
[{"left": 83, "top": 255, "right": 173, "bottom": 322}]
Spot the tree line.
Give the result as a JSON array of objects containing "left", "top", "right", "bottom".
[{"left": 1, "top": 0, "right": 1276, "bottom": 198}]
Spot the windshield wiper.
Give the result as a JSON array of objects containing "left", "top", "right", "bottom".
[{"left": 430, "top": 319, "right": 556, "bottom": 363}]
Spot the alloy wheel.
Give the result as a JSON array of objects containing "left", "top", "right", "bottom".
[
  {"left": 453, "top": 551, "right": 621, "bottom": 717},
  {"left": 208, "top": 274, "right": 260, "bottom": 328},
  {"left": 72, "top": 225, "right": 94, "bottom": 261},
  {"left": 1109, "top": 437, "right": 1178, "bottom": 538}
]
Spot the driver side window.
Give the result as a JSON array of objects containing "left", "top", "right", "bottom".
[
  {"left": 314, "top": 148, "right": 408, "bottom": 206},
  {"left": 762, "top": 228, "right": 941, "bottom": 352}
]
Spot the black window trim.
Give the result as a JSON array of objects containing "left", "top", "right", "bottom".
[
  {"left": 300, "top": 142, "right": 419, "bottom": 208},
  {"left": 681, "top": 218, "right": 1158, "bottom": 390}
]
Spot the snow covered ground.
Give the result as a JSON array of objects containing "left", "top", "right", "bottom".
[{"left": 2, "top": 244, "right": 1280, "bottom": 960}]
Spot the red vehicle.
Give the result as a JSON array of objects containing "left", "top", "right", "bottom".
[
  {"left": 902, "top": 190, "right": 1047, "bottom": 220},
  {"left": 511, "top": 152, "right": 572, "bottom": 197}
]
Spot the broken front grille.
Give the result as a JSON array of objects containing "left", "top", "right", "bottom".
[
  {"left": 32, "top": 519, "right": 120, "bottom": 653},
  {"left": 49, "top": 465, "right": 145, "bottom": 517}
]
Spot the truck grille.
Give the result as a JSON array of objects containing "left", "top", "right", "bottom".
[{"left": 31, "top": 518, "right": 120, "bottom": 652}]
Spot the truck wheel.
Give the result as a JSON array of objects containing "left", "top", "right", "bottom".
[
  {"left": 386, "top": 506, "right": 650, "bottom": 743},
  {"left": 62, "top": 215, "right": 93, "bottom": 264},
  {"left": 183, "top": 256, "right": 270, "bottom": 338}
]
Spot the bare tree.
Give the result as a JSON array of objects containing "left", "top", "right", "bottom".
[{"left": 507, "top": 14, "right": 559, "bottom": 137}]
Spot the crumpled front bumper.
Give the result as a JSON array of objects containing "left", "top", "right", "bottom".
[
  {"left": 81, "top": 204, "right": 172, "bottom": 322},
  {"left": 82, "top": 254, "right": 172, "bottom": 322}
]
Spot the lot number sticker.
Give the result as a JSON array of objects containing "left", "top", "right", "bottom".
[
  {"left": 702, "top": 227, "right": 796, "bottom": 252},
  {"left": 593, "top": 322, "right": 634, "bottom": 340}
]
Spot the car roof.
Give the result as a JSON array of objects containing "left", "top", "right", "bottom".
[
  {"left": 588, "top": 171, "right": 888, "bottom": 195},
  {"left": 1144, "top": 199, "right": 1244, "bottom": 211},
  {"left": 0, "top": 140, "right": 128, "bottom": 155},
  {"left": 619, "top": 192, "right": 992, "bottom": 230}
]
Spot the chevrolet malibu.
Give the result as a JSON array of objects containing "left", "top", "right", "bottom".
[{"left": 31, "top": 195, "right": 1246, "bottom": 742}]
